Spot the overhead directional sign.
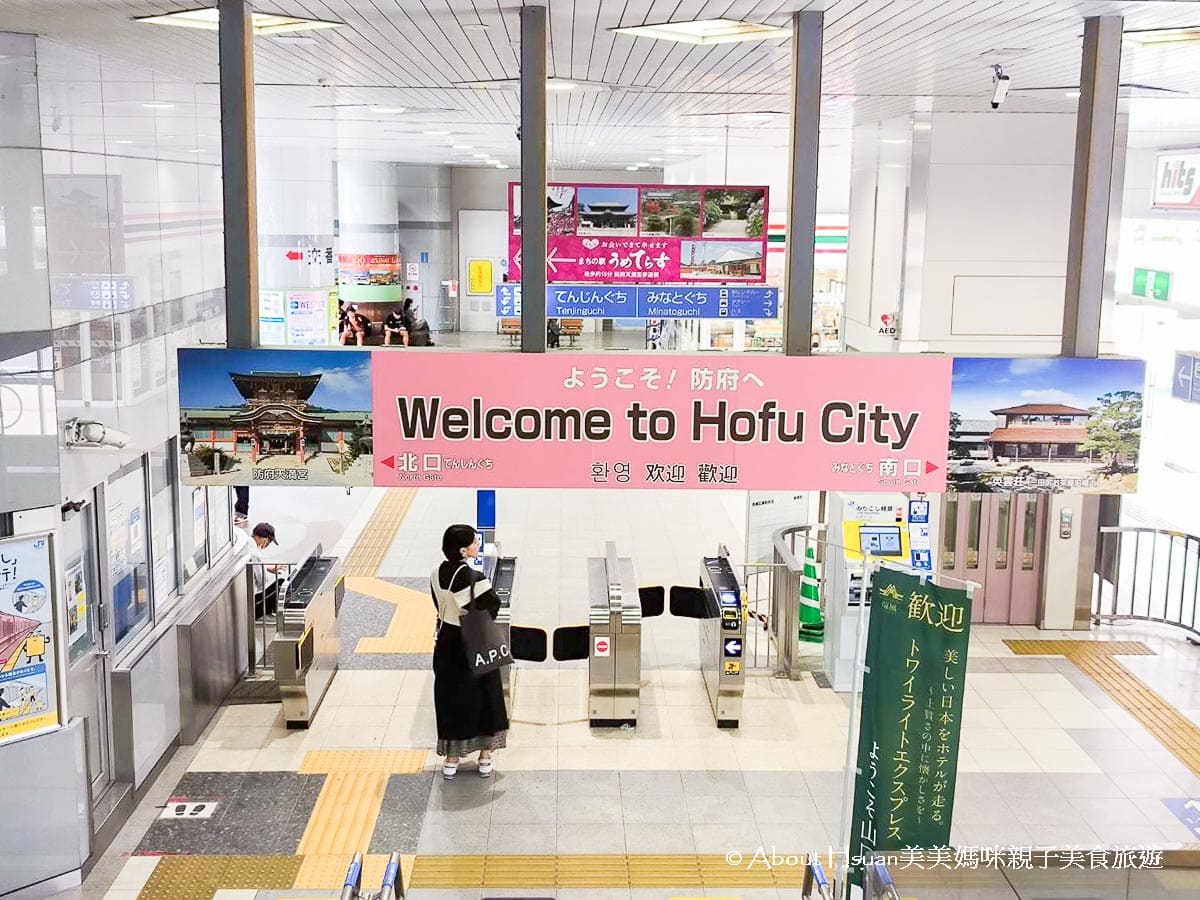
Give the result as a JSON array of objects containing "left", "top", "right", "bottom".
[
  {"left": 1173, "top": 351, "right": 1200, "bottom": 404},
  {"left": 495, "top": 283, "right": 521, "bottom": 316},
  {"left": 495, "top": 284, "right": 779, "bottom": 319}
]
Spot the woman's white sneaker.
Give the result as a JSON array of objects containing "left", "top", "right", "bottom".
[
  {"left": 442, "top": 759, "right": 458, "bottom": 780},
  {"left": 477, "top": 756, "right": 494, "bottom": 778}
]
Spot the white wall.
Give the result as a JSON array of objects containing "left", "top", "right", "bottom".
[{"left": 257, "top": 145, "right": 337, "bottom": 289}]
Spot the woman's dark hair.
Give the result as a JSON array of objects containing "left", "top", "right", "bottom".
[{"left": 441, "top": 524, "right": 477, "bottom": 562}]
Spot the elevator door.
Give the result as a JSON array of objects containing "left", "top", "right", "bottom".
[{"left": 941, "top": 493, "right": 1047, "bottom": 625}]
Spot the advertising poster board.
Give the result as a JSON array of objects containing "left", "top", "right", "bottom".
[
  {"left": 372, "top": 352, "right": 952, "bottom": 491},
  {"left": 177, "top": 348, "right": 373, "bottom": 487},
  {"left": 509, "top": 182, "right": 769, "bottom": 284},
  {"left": 849, "top": 568, "right": 970, "bottom": 884},
  {"left": 259, "top": 290, "right": 287, "bottom": 346},
  {"left": 1152, "top": 150, "right": 1200, "bottom": 209},
  {"left": 0, "top": 534, "right": 61, "bottom": 745},
  {"left": 337, "top": 253, "right": 402, "bottom": 302},
  {"left": 286, "top": 289, "right": 333, "bottom": 345},
  {"left": 947, "top": 357, "right": 1146, "bottom": 494}
]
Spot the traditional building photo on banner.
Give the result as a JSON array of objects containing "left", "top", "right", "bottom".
[
  {"left": 947, "top": 357, "right": 1146, "bottom": 494},
  {"left": 177, "top": 349, "right": 374, "bottom": 487}
]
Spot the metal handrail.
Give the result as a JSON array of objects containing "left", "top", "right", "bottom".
[{"left": 1095, "top": 525, "right": 1200, "bottom": 637}]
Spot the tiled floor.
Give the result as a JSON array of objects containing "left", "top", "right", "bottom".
[{"left": 65, "top": 489, "right": 1200, "bottom": 900}]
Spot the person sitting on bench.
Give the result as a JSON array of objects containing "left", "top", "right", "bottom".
[{"left": 383, "top": 305, "right": 409, "bottom": 346}]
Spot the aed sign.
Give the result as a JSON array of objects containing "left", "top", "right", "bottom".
[{"left": 593, "top": 636, "right": 610, "bottom": 657}]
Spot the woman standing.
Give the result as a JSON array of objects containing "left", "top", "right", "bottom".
[{"left": 431, "top": 525, "right": 508, "bottom": 778}]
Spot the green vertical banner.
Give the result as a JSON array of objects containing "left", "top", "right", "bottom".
[{"left": 848, "top": 568, "right": 971, "bottom": 885}]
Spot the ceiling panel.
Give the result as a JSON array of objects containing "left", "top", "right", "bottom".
[{"left": 5, "top": 0, "right": 1200, "bottom": 168}]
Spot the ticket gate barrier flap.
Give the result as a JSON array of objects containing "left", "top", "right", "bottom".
[
  {"left": 639, "top": 585, "right": 665, "bottom": 617},
  {"left": 552, "top": 624, "right": 590, "bottom": 661},
  {"left": 699, "top": 555, "right": 746, "bottom": 728},
  {"left": 669, "top": 584, "right": 709, "bottom": 619},
  {"left": 510, "top": 625, "right": 548, "bottom": 661}
]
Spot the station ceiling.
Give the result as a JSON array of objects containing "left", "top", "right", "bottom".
[{"left": 7, "top": 0, "right": 1200, "bottom": 167}]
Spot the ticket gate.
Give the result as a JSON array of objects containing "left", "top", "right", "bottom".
[
  {"left": 273, "top": 544, "right": 343, "bottom": 728},
  {"left": 670, "top": 550, "right": 747, "bottom": 728},
  {"left": 487, "top": 553, "right": 518, "bottom": 708},
  {"left": 586, "top": 543, "right": 642, "bottom": 727}
]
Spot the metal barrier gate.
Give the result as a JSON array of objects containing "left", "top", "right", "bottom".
[
  {"left": 1096, "top": 525, "right": 1200, "bottom": 639},
  {"left": 340, "top": 850, "right": 405, "bottom": 900}
]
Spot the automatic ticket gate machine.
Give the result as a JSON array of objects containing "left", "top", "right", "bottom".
[
  {"left": 587, "top": 543, "right": 643, "bottom": 727},
  {"left": 273, "top": 544, "right": 344, "bottom": 728},
  {"left": 670, "top": 549, "right": 747, "bottom": 728},
  {"left": 484, "top": 552, "right": 520, "bottom": 708}
]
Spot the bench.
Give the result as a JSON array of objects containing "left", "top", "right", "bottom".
[
  {"left": 560, "top": 318, "right": 583, "bottom": 347},
  {"left": 499, "top": 317, "right": 521, "bottom": 346}
]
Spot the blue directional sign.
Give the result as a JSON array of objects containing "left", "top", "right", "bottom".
[
  {"left": 723, "top": 638, "right": 743, "bottom": 658},
  {"left": 1163, "top": 798, "right": 1200, "bottom": 840},
  {"left": 494, "top": 284, "right": 779, "bottom": 319},
  {"left": 1172, "top": 352, "right": 1200, "bottom": 404},
  {"left": 495, "top": 283, "right": 521, "bottom": 316}
]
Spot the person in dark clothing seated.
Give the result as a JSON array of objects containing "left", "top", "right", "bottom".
[
  {"left": 430, "top": 525, "right": 507, "bottom": 779},
  {"left": 547, "top": 318, "right": 561, "bottom": 348},
  {"left": 383, "top": 306, "right": 409, "bottom": 346}
]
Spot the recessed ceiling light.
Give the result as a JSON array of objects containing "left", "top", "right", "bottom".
[
  {"left": 612, "top": 18, "right": 790, "bottom": 46},
  {"left": 142, "top": 102, "right": 175, "bottom": 110},
  {"left": 135, "top": 8, "right": 343, "bottom": 35},
  {"left": 369, "top": 106, "right": 405, "bottom": 114},
  {"left": 1125, "top": 27, "right": 1200, "bottom": 47},
  {"left": 423, "top": 129, "right": 450, "bottom": 135},
  {"left": 188, "top": 148, "right": 206, "bottom": 153},
  {"left": 452, "top": 144, "right": 473, "bottom": 150},
  {"left": 579, "top": 159, "right": 588, "bottom": 164}
]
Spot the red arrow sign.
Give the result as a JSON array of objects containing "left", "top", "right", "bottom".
[
  {"left": 381, "top": 455, "right": 395, "bottom": 469},
  {"left": 285, "top": 250, "right": 303, "bottom": 261},
  {"left": 925, "top": 461, "right": 940, "bottom": 474}
]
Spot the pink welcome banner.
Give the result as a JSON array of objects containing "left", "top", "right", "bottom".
[
  {"left": 508, "top": 182, "right": 769, "bottom": 285},
  {"left": 372, "top": 353, "right": 953, "bottom": 491}
]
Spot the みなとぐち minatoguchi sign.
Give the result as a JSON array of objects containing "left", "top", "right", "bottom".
[{"left": 849, "top": 568, "right": 971, "bottom": 884}]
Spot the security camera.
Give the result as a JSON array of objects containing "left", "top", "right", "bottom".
[
  {"left": 991, "top": 64, "right": 1010, "bottom": 110},
  {"left": 64, "top": 418, "right": 130, "bottom": 449}
]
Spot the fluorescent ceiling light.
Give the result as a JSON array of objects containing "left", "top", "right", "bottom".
[
  {"left": 455, "top": 77, "right": 610, "bottom": 92},
  {"left": 1125, "top": 27, "right": 1200, "bottom": 47},
  {"left": 423, "top": 129, "right": 450, "bottom": 135},
  {"left": 471, "top": 152, "right": 489, "bottom": 158},
  {"left": 625, "top": 165, "right": 639, "bottom": 171},
  {"left": 135, "top": 8, "right": 343, "bottom": 35},
  {"left": 579, "top": 159, "right": 588, "bottom": 164},
  {"left": 612, "top": 18, "right": 790, "bottom": 46},
  {"left": 496, "top": 163, "right": 509, "bottom": 169},
  {"left": 462, "top": 23, "right": 490, "bottom": 32},
  {"left": 1064, "top": 90, "right": 1081, "bottom": 99},
  {"left": 648, "top": 156, "right": 663, "bottom": 162},
  {"left": 142, "top": 102, "right": 175, "bottom": 109},
  {"left": 114, "top": 139, "right": 134, "bottom": 144},
  {"left": 369, "top": 106, "right": 405, "bottom": 114}
]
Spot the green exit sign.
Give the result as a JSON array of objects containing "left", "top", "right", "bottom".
[{"left": 1133, "top": 267, "right": 1172, "bottom": 302}]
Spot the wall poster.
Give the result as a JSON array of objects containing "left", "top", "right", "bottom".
[
  {"left": 0, "top": 534, "right": 61, "bottom": 745},
  {"left": 509, "top": 182, "right": 769, "bottom": 284}
]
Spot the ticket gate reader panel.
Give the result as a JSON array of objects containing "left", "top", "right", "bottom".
[{"left": 700, "top": 555, "right": 746, "bottom": 728}]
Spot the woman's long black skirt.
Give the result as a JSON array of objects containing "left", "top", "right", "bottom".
[{"left": 432, "top": 622, "right": 509, "bottom": 757}]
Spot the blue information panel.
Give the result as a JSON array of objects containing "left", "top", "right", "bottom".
[
  {"left": 495, "top": 283, "right": 521, "bottom": 316},
  {"left": 1172, "top": 352, "right": 1200, "bottom": 404},
  {"left": 495, "top": 284, "right": 779, "bottom": 319}
]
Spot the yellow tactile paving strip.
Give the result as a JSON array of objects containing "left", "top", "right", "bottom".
[
  {"left": 293, "top": 853, "right": 415, "bottom": 890},
  {"left": 408, "top": 854, "right": 809, "bottom": 889},
  {"left": 346, "top": 577, "right": 436, "bottom": 654},
  {"left": 296, "top": 751, "right": 427, "bottom": 859},
  {"left": 341, "top": 488, "right": 416, "bottom": 577},
  {"left": 138, "top": 855, "right": 301, "bottom": 900},
  {"left": 1006, "top": 639, "right": 1200, "bottom": 776}
]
